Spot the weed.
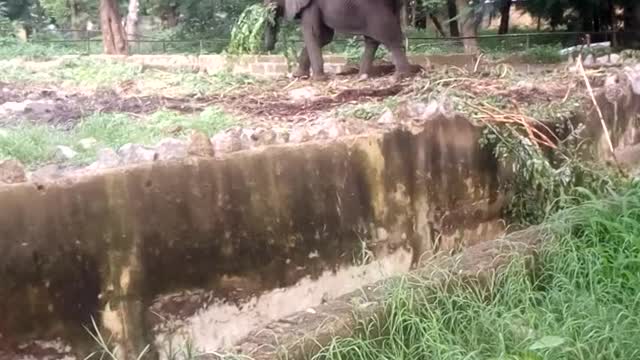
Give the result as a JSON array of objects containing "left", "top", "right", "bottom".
[
  {"left": 314, "top": 182, "right": 640, "bottom": 360},
  {"left": 520, "top": 44, "right": 565, "bottom": 64}
]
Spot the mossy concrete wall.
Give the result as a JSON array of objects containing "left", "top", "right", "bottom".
[{"left": 0, "top": 114, "right": 503, "bottom": 358}]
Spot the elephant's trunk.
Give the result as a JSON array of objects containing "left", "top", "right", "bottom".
[{"left": 263, "top": 3, "right": 282, "bottom": 52}]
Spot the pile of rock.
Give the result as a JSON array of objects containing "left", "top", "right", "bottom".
[{"left": 0, "top": 96, "right": 458, "bottom": 185}]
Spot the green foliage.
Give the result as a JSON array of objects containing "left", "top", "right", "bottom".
[
  {"left": 0, "top": 36, "right": 85, "bottom": 59},
  {"left": 520, "top": 44, "right": 565, "bottom": 64},
  {"left": 479, "top": 122, "right": 627, "bottom": 226},
  {"left": 227, "top": 3, "right": 276, "bottom": 55}
]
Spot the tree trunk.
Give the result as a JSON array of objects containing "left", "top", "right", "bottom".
[
  {"left": 125, "top": 0, "right": 140, "bottom": 40},
  {"left": 447, "top": 0, "right": 460, "bottom": 37},
  {"left": 455, "top": 0, "right": 478, "bottom": 52},
  {"left": 623, "top": 3, "right": 640, "bottom": 48},
  {"left": 609, "top": 0, "right": 617, "bottom": 47},
  {"left": 69, "top": 0, "right": 82, "bottom": 40},
  {"left": 99, "top": 0, "right": 128, "bottom": 55},
  {"left": 430, "top": 14, "right": 447, "bottom": 37},
  {"left": 498, "top": 0, "right": 512, "bottom": 34}
]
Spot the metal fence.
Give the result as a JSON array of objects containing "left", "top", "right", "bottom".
[{"left": 7, "top": 29, "right": 637, "bottom": 56}]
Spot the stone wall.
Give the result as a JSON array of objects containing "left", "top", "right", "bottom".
[
  {"left": 75, "top": 53, "right": 477, "bottom": 77},
  {"left": 0, "top": 114, "right": 503, "bottom": 359}
]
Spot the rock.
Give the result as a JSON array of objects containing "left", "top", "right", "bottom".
[
  {"left": 211, "top": 131, "right": 242, "bottom": 154},
  {"left": 155, "top": 138, "right": 188, "bottom": 160},
  {"left": 583, "top": 54, "right": 595, "bottom": 66},
  {"left": 78, "top": 137, "right": 98, "bottom": 150},
  {"left": 377, "top": 109, "right": 396, "bottom": 125},
  {"left": 239, "top": 128, "right": 257, "bottom": 149},
  {"left": 274, "top": 128, "right": 290, "bottom": 144},
  {"left": 29, "top": 164, "right": 62, "bottom": 183},
  {"left": 395, "top": 100, "right": 439, "bottom": 122},
  {"left": 326, "top": 121, "right": 347, "bottom": 138},
  {"left": 289, "top": 128, "right": 311, "bottom": 143},
  {"left": 88, "top": 148, "right": 122, "bottom": 169},
  {"left": 118, "top": 143, "right": 157, "bottom": 164},
  {"left": 0, "top": 101, "right": 27, "bottom": 113},
  {"left": 55, "top": 145, "right": 78, "bottom": 160},
  {"left": 288, "top": 86, "right": 319, "bottom": 103},
  {"left": 255, "top": 129, "right": 277, "bottom": 147},
  {"left": 596, "top": 53, "right": 620, "bottom": 65},
  {"left": 187, "top": 131, "right": 215, "bottom": 157},
  {"left": 0, "top": 159, "right": 27, "bottom": 184},
  {"left": 624, "top": 64, "right": 640, "bottom": 95}
]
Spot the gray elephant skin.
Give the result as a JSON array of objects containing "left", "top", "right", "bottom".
[{"left": 262, "top": 0, "right": 414, "bottom": 81}]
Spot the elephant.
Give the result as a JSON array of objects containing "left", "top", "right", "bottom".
[{"left": 262, "top": 0, "right": 413, "bottom": 81}]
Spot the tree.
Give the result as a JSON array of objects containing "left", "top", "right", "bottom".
[
  {"left": 447, "top": 0, "right": 459, "bottom": 36},
  {"left": 498, "top": 0, "right": 512, "bottom": 34},
  {"left": 455, "top": 0, "right": 479, "bottom": 52},
  {"left": 99, "top": 0, "right": 127, "bottom": 54}
]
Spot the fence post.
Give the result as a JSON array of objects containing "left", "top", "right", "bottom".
[
  {"left": 525, "top": 34, "right": 530, "bottom": 50},
  {"left": 86, "top": 37, "right": 90, "bottom": 54},
  {"left": 199, "top": 40, "right": 203, "bottom": 55},
  {"left": 162, "top": 40, "right": 166, "bottom": 53}
]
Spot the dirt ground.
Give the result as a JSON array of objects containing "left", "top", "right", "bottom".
[{"left": 0, "top": 61, "right": 569, "bottom": 131}]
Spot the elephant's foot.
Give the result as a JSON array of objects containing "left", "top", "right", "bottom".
[
  {"left": 312, "top": 73, "right": 329, "bottom": 82},
  {"left": 391, "top": 71, "right": 413, "bottom": 83},
  {"left": 292, "top": 68, "right": 310, "bottom": 79}
]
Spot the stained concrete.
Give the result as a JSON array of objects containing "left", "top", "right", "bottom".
[{"left": 0, "top": 113, "right": 503, "bottom": 358}]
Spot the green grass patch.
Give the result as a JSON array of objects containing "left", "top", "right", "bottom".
[
  {"left": 0, "top": 56, "right": 261, "bottom": 94},
  {"left": 520, "top": 44, "right": 565, "bottom": 64},
  {"left": 314, "top": 181, "right": 640, "bottom": 360},
  {"left": 0, "top": 107, "right": 236, "bottom": 168},
  {"left": 0, "top": 36, "right": 85, "bottom": 60}
]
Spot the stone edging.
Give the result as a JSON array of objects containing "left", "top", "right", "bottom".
[{"left": 232, "top": 226, "right": 544, "bottom": 360}]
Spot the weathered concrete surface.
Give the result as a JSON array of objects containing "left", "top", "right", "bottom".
[
  {"left": 231, "top": 226, "right": 543, "bottom": 360},
  {"left": 0, "top": 114, "right": 503, "bottom": 358}
]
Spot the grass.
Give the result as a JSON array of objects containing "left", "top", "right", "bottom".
[
  {"left": 312, "top": 181, "right": 640, "bottom": 360},
  {"left": 0, "top": 57, "right": 262, "bottom": 94},
  {"left": 0, "top": 108, "right": 236, "bottom": 168}
]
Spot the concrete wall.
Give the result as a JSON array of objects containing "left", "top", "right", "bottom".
[{"left": 0, "top": 114, "right": 503, "bottom": 358}]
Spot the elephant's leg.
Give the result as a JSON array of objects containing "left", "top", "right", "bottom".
[
  {"left": 294, "top": 26, "right": 334, "bottom": 78},
  {"left": 366, "top": 16, "right": 412, "bottom": 81},
  {"left": 300, "top": 5, "right": 328, "bottom": 81},
  {"left": 293, "top": 48, "right": 311, "bottom": 78},
  {"left": 358, "top": 36, "right": 380, "bottom": 80}
]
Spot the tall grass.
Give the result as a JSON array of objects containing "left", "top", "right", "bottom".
[{"left": 314, "top": 182, "right": 640, "bottom": 360}]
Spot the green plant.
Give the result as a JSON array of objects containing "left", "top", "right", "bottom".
[
  {"left": 520, "top": 44, "right": 565, "bottom": 64},
  {"left": 227, "top": 3, "right": 276, "bottom": 55},
  {"left": 479, "top": 122, "right": 626, "bottom": 226}
]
